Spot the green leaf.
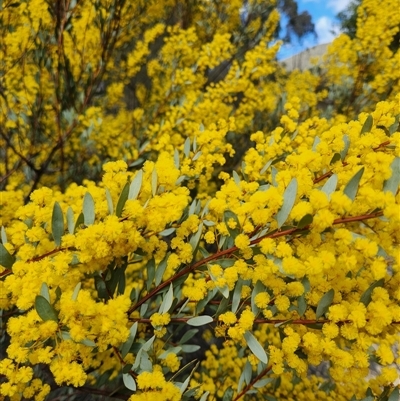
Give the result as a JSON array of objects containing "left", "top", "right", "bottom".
[
  {"left": 122, "top": 373, "right": 136, "bottom": 391},
  {"left": 95, "top": 275, "right": 108, "bottom": 300},
  {"left": 158, "top": 346, "right": 182, "bottom": 359},
  {"left": 116, "top": 182, "right": 130, "bottom": 218},
  {"left": 233, "top": 170, "right": 241, "bottom": 185},
  {"left": 344, "top": 167, "right": 364, "bottom": 201},
  {"left": 223, "top": 210, "right": 241, "bottom": 240},
  {"left": 187, "top": 316, "right": 213, "bottom": 326},
  {"left": 296, "top": 214, "right": 313, "bottom": 229},
  {"left": 71, "top": 282, "right": 81, "bottom": 301},
  {"left": 121, "top": 322, "right": 138, "bottom": 358},
  {"left": 388, "top": 387, "right": 400, "bottom": 401},
  {"left": 129, "top": 170, "right": 143, "bottom": 200},
  {"left": 361, "top": 115, "right": 373, "bottom": 135},
  {"left": 222, "top": 387, "right": 234, "bottom": 401},
  {"left": 189, "top": 222, "right": 203, "bottom": 253},
  {"left": 199, "top": 391, "right": 210, "bottom": 401},
  {"left": 232, "top": 279, "right": 244, "bottom": 313},
  {"left": 383, "top": 157, "right": 400, "bottom": 195},
  {"left": 330, "top": 153, "right": 341, "bottom": 165},
  {"left": 35, "top": 295, "right": 58, "bottom": 322},
  {"left": 81, "top": 338, "right": 96, "bottom": 347},
  {"left": 360, "top": 279, "right": 384, "bottom": 307},
  {"left": 146, "top": 258, "right": 155, "bottom": 290},
  {"left": 155, "top": 254, "right": 169, "bottom": 286},
  {"left": 0, "top": 242, "right": 15, "bottom": 268},
  {"left": 159, "top": 227, "right": 176, "bottom": 236},
  {"left": 389, "top": 115, "right": 399, "bottom": 135},
  {"left": 1, "top": 226, "right": 8, "bottom": 244},
  {"left": 66, "top": 207, "right": 75, "bottom": 234},
  {"left": 316, "top": 289, "right": 335, "bottom": 319},
  {"left": 181, "top": 344, "right": 201, "bottom": 353},
  {"left": 181, "top": 329, "right": 198, "bottom": 343},
  {"left": 105, "top": 188, "right": 114, "bottom": 214},
  {"left": 51, "top": 202, "right": 64, "bottom": 247},
  {"left": 340, "top": 135, "right": 350, "bottom": 159},
  {"left": 174, "top": 149, "right": 180, "bottom": 169},
  {"left": 321, "top": 174, "right": 338, "bottom": 200},
  {"left": 297, "top": 295, "right": 307, "bottom": 316},
  {"left": 40, "top": 283, "right": 50, "bottom": 303},
  {"left": 253, "top": 378, "right": 274, "bottom": 389},
  {"left": 183, "top": 137, "right": 191, "bottom": 158},
  {"left": 74, "top": 212, "right": 84, "bottom": 232},
  {"left": 251, "top": 281, "right": 265, "bottom": 314},
  {"left": 276, "top": 178, "right": 297, "bottom": 228},
  {"left": 244, "top": 331, "right": 268, "bottom": 364},
  {"left": 160, "top": 283, "right": 174, "bottom": 314},
  {"left": 83, "top": 192, "right": 95, "bottom": 225}
]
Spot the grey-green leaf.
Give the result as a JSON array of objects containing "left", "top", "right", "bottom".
[
  {"left": 83, "top": 192, "right": 95, "bottom": 225},
  {"left": 116, "top": 182, "right": 130, "bottom": 217},
  {"left": 360, "top": 279, "right": 384, "bottom": 307},
  {"left": 35, "top": 295, "right": 58, "bottom": 322},
  {"left": 343, "top": 167, "right": 364, "bottom": 201},
  {"left": 66, "top": 207, "right": 75, "bottom": 234},
  {"left": 0, "top": 243, "right": 15, "bottom": 268},
  {"left": 121, "top": 322, "right": 138, "bottom": 358},
  {"left": 360, "top": 115, "right": 373, "bottom": 135},
  {"left": 1, "top": 226, "right": 7, "bottom": 244},
  {"left": 122, "top": 373, "right": 136, "bottom": 391},
  {"left": 321, "top": 174, "right": 337, "bottom": 200},
  {"left": 187, "top": 316, "right": 213, "bottom": 326},
  {"left": 316, "top": 289, "right": 335, "bottom": 319},
  {"left": 40, "top": 283, "right": 50, "bottom": 303},
  {"left": 51, "top": 202, "right": 64, "bottom": 247},
  {"left": 160, "top": 283, "right": 174, "bottom": 314},
  {"left": 244, "top": 331, "right": 268, "bottom": 364},
  {"left": 105, "top": 188, "right": 114, "bottom": 215},
  {"left": 129, "top": 170, "right": 143, "bottom": 200},
  {"left": 383, "top": 157, "right": 400, "bottom": 195},
  {"left": 71, "top": 282, "right": 81, "bottom": 301},
  {"left": 184, "top": 137, "right": 191, "bottom": 158},
  {"left": 276, "top": 178, "right": 297, "bottom": 228}
]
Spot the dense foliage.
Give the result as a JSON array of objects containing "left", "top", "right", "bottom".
[{"left": 0, "top": 0, "right": 399, "bottom": 400}]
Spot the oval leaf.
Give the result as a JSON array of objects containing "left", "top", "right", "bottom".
[
  {"left": 360, "top": 115, "right": 373, "bottom": 135},
  {"left": 187, "top": 316, "right": 214, "bottom": 326},
  {"left": 51, "top": 202, "right": 64, "bottom": 247},
  {"left": 321, "top": 174, "right": 337, "bottom": 200},
  {"left": 0, "top": 243, "right": 15, "bottom": 268},
  {"left": 160, "top": 283, "right": 174, "bottom": 314},
  {"left": 129, "top": 170, "right": 143, "bottom": 200},
  {"left": 383, "top": 157, "right": 400, "bottom": 195},
  {"left": 35, "top": 295, "right": 58, "bottom": 322},
  {"left": 123, "top": 373, "right": 136, "bottom": 392},
  {"left": 244, "top": 331, "right": 268, "bottom": 364},
  {"left": 316, "top": 289, "right": 335, "bottom": 319},
  {"left": 83, "top": 192, "right": 95, "bottom": 225},
  {"left": 116, "top": 182, "right": 130, "bottom": 217},
  {"left": 276, "top": 178, "right": 297, "bottom": 228},
  {"left": 66, "top": 207, "right": 75, "bottom": 234},
  {"left": 343, "top": 167, "right": 364, "bottom": 201}
]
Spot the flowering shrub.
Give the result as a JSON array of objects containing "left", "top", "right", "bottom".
[{"left": 0, "top": 0, "right": 399, "bottom": 400}]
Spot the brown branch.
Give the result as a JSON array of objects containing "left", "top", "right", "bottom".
[
  {"left": 128, "top": 210, "right": 384, "bottom": 315},
  {"left": 233, "top": 366, "right": 272, "bottom": 401}
]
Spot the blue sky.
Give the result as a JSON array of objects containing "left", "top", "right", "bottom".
[{"left": 277, "top": 0, "right": 353, "bottom": 59}]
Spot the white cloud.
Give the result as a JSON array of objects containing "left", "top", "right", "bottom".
[
  {"left": 327, "top": 0, "right": 353, "bottom": 13},
  {"left": 315, "top": 16, "right": 340, "bottom": 44}
]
